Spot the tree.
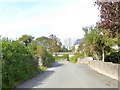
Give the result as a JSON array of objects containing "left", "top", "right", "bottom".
[
  {"left": 36, "top": 36, "right": 50, "bottom": 51},
  {"left": 48, "top": 34, "right": 62, "bottom": 54},
  {"left": 49, "top": 39, "right": 59, "bottom": 54},
  {"left": 36, "top": 45, "right": 55, "bottom": 66},
  {"left": 83, "top": 27, "right": 115, "bottom": 61},
  {"left": 27, "top": 41, "right": 37, "bottom": 55},
  {"left": 82, "top": 27, "right": 101, "bottom": 60},
  {"left": 49, "top": 34, "right": 62, "bottom": 47},
  {"left": 18, "top": 35, "right": 34, "bottom": 47},
  {"left": 36, "top": 45, "right": 47, "bottom": 60},
  {"left": 96, "top": 0, "right": 120, "bottom": 38}
]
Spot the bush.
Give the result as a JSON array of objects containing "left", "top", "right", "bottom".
[
  {"left": 46, "top": 53, "right": 55, "bottom": 67},
  {"left": 54, "top": 54, "right": 69, "bottom": 61},
  {"left": 69, "top": 55, "right": 78, "bottom": 63},
  {"left": 69, "top": 53, "right": 84, "bottom": 63},
  {"left": 27, "top": 41, "right": 37, "bottom": 55},
  {"left": 62, "top": 54, "right": 69, "bottom": 61},
  {"left": 105, "top": 51, "right": 120, "bottom": 63},
  {"left": 74, "top": 52, "right": 84, "bottom": 59},
  {"left": 2, "top": 40, "right": 39, "bottom": 88},
  {"left": 36, "top": 45, "right": 55, "bottom": 67},
  {"left": 54, "top": 56, "right": 62, "bottom": 61}
]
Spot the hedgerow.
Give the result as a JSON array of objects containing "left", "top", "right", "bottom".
[
  {"left": 2, "top": 39, "right": 55, "bottom": 89},
  {"left": 2, "top": 40, "right": 39, "bottom": 88}
]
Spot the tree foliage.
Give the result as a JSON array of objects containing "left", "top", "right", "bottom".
[
  {"left": 105, "top": 51, "right": 120, "bottom": 63},
  {"left": 18, "top": 34, "right": 34, "bottom": 46},
  {"left": 2, "top": 40, "right": 38, "bottom": 88},
  {"left": 36, "top": 35, "right": 62, "bottom": 53},
  {"left": 49, "top": 34, "right": 62, "bottom": 53},
  {"left": 96, "top": 0, "right": 120, "bottom": 37},
  {"left": 82, "top": 27, "right": 116, "bottom": 60},
  {"left": 2, "top": 34, "right": 58, "bottom": 88},
  {"left": 36, "top": 45, "right": 55, "bottom": 67}
]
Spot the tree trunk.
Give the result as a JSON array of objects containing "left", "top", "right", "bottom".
[{"left": 102, "top": 48, "right": 105, "bottom": 62}]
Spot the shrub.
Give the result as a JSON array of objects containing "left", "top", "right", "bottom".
[
  {"left": 62, "top": 54, "right": 69, "bottom": 61},
  {"left": 46, "top": 53, "right": 55, "bottom": 67},
  {"left": 69, "top": 52, "right": 84, "bottom": 63},
  {"left": 36, "top": 45, "right": 55, "bottom": 67},
  {"left": 105, "top": 51, "right": 120, "bottom": 63},
  {"left": 74, "top": 52, "right": 84, "bottom": 59},
  {"left": 69, "top": 55, "right": 78, "bottom": 63},
  {"left": 54, "top": 56, "right": 62, "bottom": 61},
  {"left": 2, "top": 40, "right": 39, "bottom": 88},
  {"left": 27, "top": 41, "right": 37, "bottom": 55}
]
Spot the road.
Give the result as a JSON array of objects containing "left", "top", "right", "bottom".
[{"left": 17, "top": 61, "right": 118, "bottom": 88}]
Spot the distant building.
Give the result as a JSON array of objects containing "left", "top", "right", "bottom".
[{"left": 74, "top": 39, "right": 83, "bottom": 52}]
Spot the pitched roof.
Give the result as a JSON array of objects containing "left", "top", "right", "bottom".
[{"left": 74, "top": 39, "right": 83, "bottom": 45}]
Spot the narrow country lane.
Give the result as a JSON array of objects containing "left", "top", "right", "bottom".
[{"left": 17, "top": 61, "right": 118, "bottom": 88}]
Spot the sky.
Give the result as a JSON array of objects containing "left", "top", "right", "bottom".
[{"left": 0, "top": 0, "right": 100, "bottom": 45}]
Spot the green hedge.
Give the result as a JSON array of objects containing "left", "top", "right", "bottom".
[
  {"left": 69, "top": 55, "right": 78, "bottom": 63},
  {"left": 54, "top": 54, "right": 69, "bottom": 61},
  {"left": 46, "top": 53, "right": 55, "bottom": 67},
  {"left": 2, "top": 40, "right": 39, "bottom": 88},
  {"left": 105, "top": 51, "right": 120, "bottom": 63},
  {"left": 36, "top": 45, "right": 55, "bottom": 67},
  {"left": 54, "top": 56, "right": 62, "bottom": 61},
  {"left": 69, "top": 53, "right": 84, "bottom": 63},
  {"left": 62, "top": 54, "right": 69, "bottom": 61}
]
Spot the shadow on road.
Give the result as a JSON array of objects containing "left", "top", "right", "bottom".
[
  {"left": 16, "top": 62, "right": 64, "bottom": 88},
  {"left": 16, "top": 70, "right": 54, "bottom": 88},
  {"left": 51, "top": 62, "right": 64, "bottom": 68}
]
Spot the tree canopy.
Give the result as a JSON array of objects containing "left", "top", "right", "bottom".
[
  {"left": 96, "top": 0, "right": 120, "bottom": 37},
  {"left": 18, "top": 34, "right": 34, "bottom": 46}
]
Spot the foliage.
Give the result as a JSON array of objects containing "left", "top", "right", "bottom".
[
  {"left": 69, "top": 55, "right": 78, "bottom": 63},
  {"left": 27, "top": 41, "right": 37, "bottom": 55},
  {"left": 62, "top": 54, "right": 69, "bottom": 61},
  {"left": 36, "top": 36, "right": 50, "bottom": 50},
  {"left": 18, "top": 34, "right": 34, "bottom": 47},
  {"left": 2, "top": 40, "right": 39, "bottom": 88},
  {"left": 105, "top": 51, "right": 120, "bottom": 63},
  {"left": 36, "top": 45, "right": 47, "bottom": 61},
  {"left": 36, "top": 35, "right": 62, "bottom": 53},
  {"left": 69, "top": 53, "right": 84, "bottom": 63},
  {"left": 49, "top": 34, "right": 62, "bottom": 47},
  {"left": 54, "top": 56, "right": 62, "bottom": 61},
  {"left": 49, "top": 34, "right": 62, "bottom": 53},
  {"left": 49, "top": 39, "right": 60, "bottom": 53},
  {"left": 36, "top": 45, "right": 55, "bottom": 67},
  {"left": 46, "top": 53, "right": 55, "bottom": 67},
  {"left": 54, "top": 54, "right": 69, "bottom": 61},
  {"left": 82, "top": 27, "right": 116, "bottom": 61},
  {"left": 75, "top": 52, "right": 85, "bottom": 59},
  {"left": 2, "top": 34, "right": 61, "bottom": 89},
  {"left": 96, "top": 1, "right": 120, "bottom": 37}
]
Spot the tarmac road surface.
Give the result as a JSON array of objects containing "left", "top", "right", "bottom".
[{"left": 17, "top": 61, "right": 118, "bottom": 88}]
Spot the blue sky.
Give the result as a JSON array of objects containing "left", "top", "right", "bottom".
[{"left": 0, "top": 0, "right": 100, "bottom": 45}]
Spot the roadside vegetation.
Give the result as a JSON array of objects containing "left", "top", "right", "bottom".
[
  {"left": 54, "top": 54, "right": 69, "bottom": 62},
  {"left": 1, "top": 0, "right": 120, "bottom": 89},
  {"left": 69, "top": 53, "right": 84, "bottom": 63},
  {"left": 1, "top": 34, "right": 67, "bottom": 89},
  {"left": 70, "top": 1, "right": 120, "bottom": 64}
]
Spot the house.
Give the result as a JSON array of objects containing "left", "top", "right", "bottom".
[{"left": 74, "top": 39, "right": 83, "bottom": 52}]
